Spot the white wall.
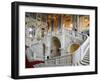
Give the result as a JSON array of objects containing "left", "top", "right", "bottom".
[{"left": 0, "top": 0, "right": 99, "bottom": 81}]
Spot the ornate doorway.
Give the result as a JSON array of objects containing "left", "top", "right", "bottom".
[{"left": 51, "top": 37, "right": 61, "bottom": 58}]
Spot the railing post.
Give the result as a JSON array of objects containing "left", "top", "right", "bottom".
[{"left": 71, "top": 54, "right": 73, "bottom": 66}]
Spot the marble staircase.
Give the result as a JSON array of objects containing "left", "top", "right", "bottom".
[{"left": 79, "top": 48, "right": 90, "bottom": 65}]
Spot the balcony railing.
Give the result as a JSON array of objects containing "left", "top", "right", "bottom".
[
  {"left": 34, "top": 53, "right": 73, "bottom": 67},
  {"left": 45, "top": 53, "right": 73, "bottom": 66}
]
